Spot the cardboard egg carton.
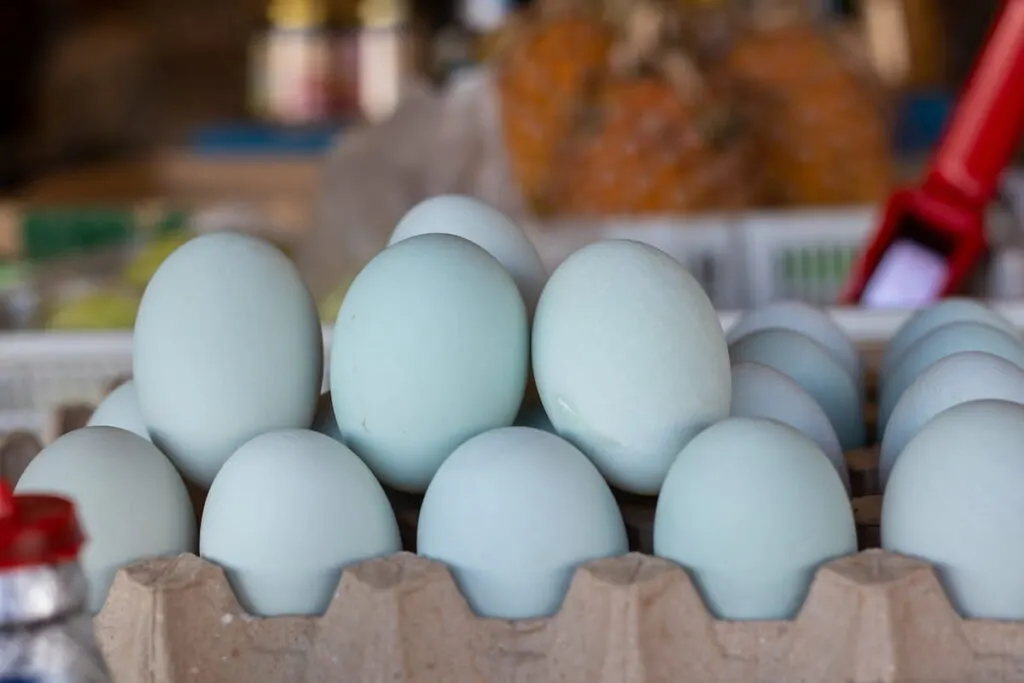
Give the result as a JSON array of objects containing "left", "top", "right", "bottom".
[
  {"left": 92, "top": 548, "right": 1024, "bottom": 683},
  {"left": 8, "top": 394, "right": 1018, "bottom": 683}
]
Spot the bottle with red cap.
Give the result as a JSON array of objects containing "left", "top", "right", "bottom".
[{"left": 0, "top": 479, "right": 113, "bottom": 683}]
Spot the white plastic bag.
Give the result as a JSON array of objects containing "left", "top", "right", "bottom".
[{"left": 298, "top": 69, "right": 527, "bottom": 302}]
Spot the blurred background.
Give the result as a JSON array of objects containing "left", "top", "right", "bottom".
[
  {"left": 0, "top": 0, "right": 1014, "bottom": 332},
  {"left": 0, "top": 0, "right": 1001, "bottom": 182}
]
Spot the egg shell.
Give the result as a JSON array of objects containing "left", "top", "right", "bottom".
[
  {"left": 16, "top": 426, "right": 196, "bottom": 613},
  {"left": 133, "top": 232, "right": 323, "bottom": 488},
  {"left": 730, "top": 362, "right": 848, "bottom": 492},
  {"left": 654, "top": 417, "right": 857, "bottom": 620},
  {"left": 726, "top": 301, "right": 862, "bottom": 392},
  {"left": 417, "top": 426, "right": 628, "bottom": 619},
  {"left": 389, "top": 194, "right": 547, "bottom": 314},
  {"left": 86, "top": 380, "right": 150, "bottom": 441},
  {"left": 880, "top": 298, "right": 1017, "bottom": 379},
  {"left": 882, "top": 399, "right": 1024, "bottom": 619},
  {"left": 200, "top": 429, "right": 402, "bottom": 617},
  {"left": 880, "top": 352, "right": 1024, "bottom": 487},
  {"left": 311, "top": 391, "right": 343, "bottom": 443},
  {"left": 729, "top": 329, "right": 865, "bottom": 450},
  {"left": 331, "top": 233, "right": 529, "bottom": 493},
  {"left": 532, "top": 239, "right": 730, "bottom": 495},
  {"left": 878, "top": 321, "right": 1024, "bottom": 433}
]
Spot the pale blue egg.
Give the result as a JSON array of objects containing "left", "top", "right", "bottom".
[
  {"left": 726, "top": 300, "right": 862, "bottom": 393},
  {"left": 133, "top": 232, "right": 323, "bottom": 488},
  {"left": 730, "top": 362, "right": 848, "bottom": 492},
  {"left": 883, "top": 400, "right": 1024, "bottom": 618},
  {"left": 729, "top": 329, "right": 865, "bottom": 450},
  {"left": 87, "top": 380, "right": 150, "bottom": 442},
  {"left": 17, "top": 427, "right": 196, "bottom": 614},
  {"left": 417, "top": 427, "right": 627, "bottom": 619},
  {"left": 331, "top": 233, "right": 528, "bottom": 493},
  {"left": 880, "top": 298, "right": 1017, "bottom": 378},
  {"left": 389, "top": 195, "right": 547, "bottom": 314},
  {"left": 655, "top": 417, "right": 856, "bottom": 620},
  {"left": 878, "top": 321, "right": 1024, "bottom": 433},
  {"left": 880, "top": 352, "right": 1024, "bottom": 487},
  {"left": 532, "top": 240, "right": 731, "bottom": 495},
  {"left": 201, "top": 429, "right": 401, "bottom": 617}
]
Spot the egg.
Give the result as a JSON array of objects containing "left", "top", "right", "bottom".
[
  {"left": 878, "top": 321, "right": 1024, "bottom": 433},
  {"left": 331, "top": 233, "right": 528, "bottom": 493},
  {"left": 389, "top": 194, "right": 547, "bottom": 314},
  {"left": 311, "top": 391, "right": 342, "bottom": 442},
  {"left": 654, "top": 418, "right": 856, "bottom": 620},
  {"left": 532, "top": 239, "right": 730, "bottom": 494},
  {"left": 16, "top": 427, "right": 196, "bottom": 613},
  {"left": 726, "top": 301, "right": 861, "bottom": 391},
  {"left": 200, "top": 429, "right": 401, "bottom": 617},
  {"left": 880, "top": 298, "right": 1017, "bottom": 379},
  {"left": 729, "top": 329, "right": 865, "bottom": 450},
  {"left": 730, "top": 362, "right": 848, "bottom": 492},
  {"left": 86, "top": 380, "right": 150, "bottom": 441},
  {"left": 133, "top": 232, "right": 323, "bottom": 488},
  {"left": 880, "top": 352, "right": 1024, "bottom": 487},
  {"left": 417, "top": 427, "right": 628, "bottom": 619},
  {"left": 882, "top": 399, "right": 1024, "bottom": 619}
]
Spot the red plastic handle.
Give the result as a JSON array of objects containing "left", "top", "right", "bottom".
[{"left": 923, "top": 0, "right": 1024, "bottom": 211}]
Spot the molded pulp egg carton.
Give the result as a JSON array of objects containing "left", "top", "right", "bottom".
[
  {"left": 2, "top": 395, "right": 1024, "bottom": 683},
  {"left": 4, "top": 204, "right": 1024, "bottom": 441}
]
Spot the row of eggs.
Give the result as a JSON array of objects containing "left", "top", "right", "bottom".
[{"left": 12, "top": 193, "right": 1024, "bottom": 624}]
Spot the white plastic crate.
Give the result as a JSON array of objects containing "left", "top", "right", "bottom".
[
  {"left": 532, "top": 212, "right": 745, "bottom": 309},
  {"left": 532, "top": 209, "right": 875, "bottom": 310},
  {"left": 4, "top": 205, "right": 1024, "bottom": 441},
  {"left": 739, "top": 207, "right": 875, "bottom": 307},
  {"left": 0, "top": 332, "right": 132, "bottom": 437},
  {"left": 532, "top": 205, "right": 1021, "bottom": 310}
]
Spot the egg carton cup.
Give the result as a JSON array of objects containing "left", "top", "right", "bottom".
[{"left": 92, "top": 546, "right": 1024, "bottom": 683}]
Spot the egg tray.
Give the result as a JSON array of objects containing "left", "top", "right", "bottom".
[{"left": 11, "top": 393, "right": 1022, "bottom": 683}]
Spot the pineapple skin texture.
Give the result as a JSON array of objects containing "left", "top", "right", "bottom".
[
  {"left": 718, "top": 23, "right": 893, "bottom": 207},
  {"left": 496, "top": 12, "right": 892, "bottom": 216},
  {"left": 497, "top": 16, "right": 614, "bottom": 215}
]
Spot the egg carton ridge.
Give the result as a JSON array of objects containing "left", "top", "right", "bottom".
[{"left": 91, "top": 549, "right": 1019, "bottom": 683}]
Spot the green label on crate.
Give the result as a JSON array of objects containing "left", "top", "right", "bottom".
[
  {"left": 20, "top": 207, "right": 188, "bottom": 262},
  {"left": 778, "top": 245, "right": 858, "bottom": 305}
]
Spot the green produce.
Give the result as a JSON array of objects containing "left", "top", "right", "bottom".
[
  {"left": 46, "top": 290, "right": 140, "bottom": 330},
  {"left": 124, "top": 233, "right": 194, "bottom": 290}
]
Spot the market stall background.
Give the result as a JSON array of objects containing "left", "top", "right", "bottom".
[{"left": 4, "top": 0, "right": 1024, "bottom": 431}]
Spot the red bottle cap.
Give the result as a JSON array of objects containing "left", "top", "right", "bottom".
[{"left": 0, "top": 479, "right": 84, "bottom": 570}]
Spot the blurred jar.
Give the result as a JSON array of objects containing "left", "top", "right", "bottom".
[
  {"left": 357, "top": 0, "right": 416, "bottom": 122},
  {"left": 250, "top": 0, "right": 415, "bottom": 124},
  {"left": 250, "top": 0, "right": 341, "bottom": 124}
]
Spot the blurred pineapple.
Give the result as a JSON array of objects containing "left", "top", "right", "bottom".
[
  {"left": 495, "top": 0, "right": 756, "bottom": 217},
  {"left": 715, "top": 0, "right": 893, "bottom": 206}
]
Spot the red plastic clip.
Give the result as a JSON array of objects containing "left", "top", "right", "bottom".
[
  {"left": 841, "top": 0, "right": 1024, "bottom": 307},
  {"left": 0, "top": 479, "right": 84, "bottom": 570}
]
